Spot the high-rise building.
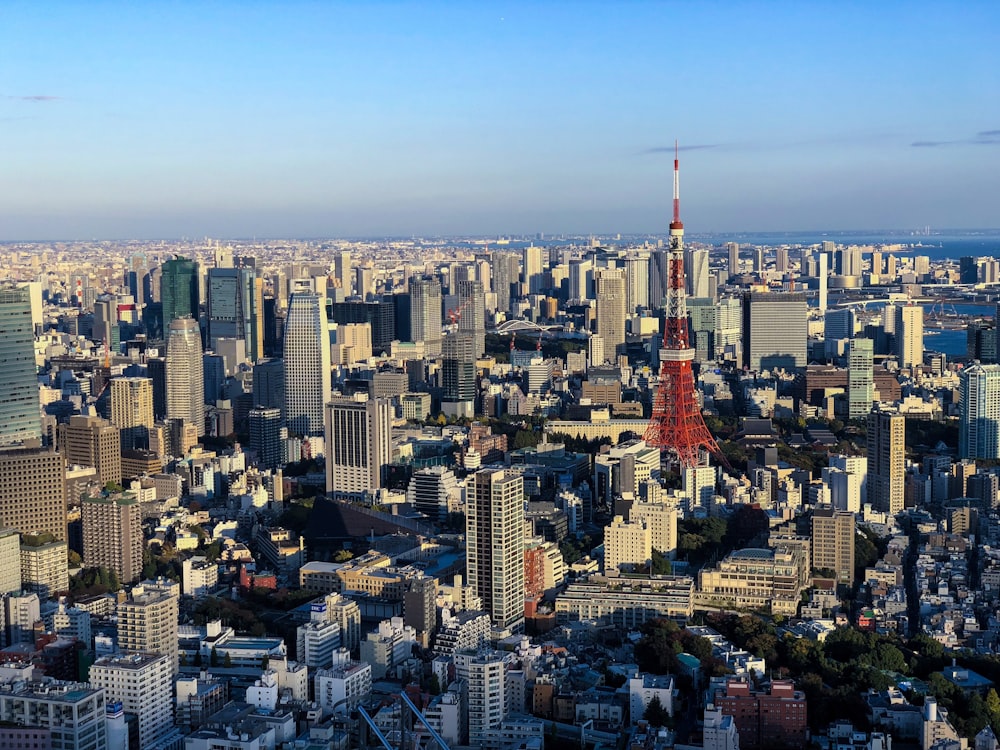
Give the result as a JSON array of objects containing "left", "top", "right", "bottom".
[
  {"left": 959, "top": 363, "right": 1000, "bottom": 460},
  {"left": 324, "top": 397, "right": 393, "bottom": 496},
  {"left": 206, "top": 266, "right": 261, "bottom": 360},
  {"left": 467, "top": 469, "right": 525, "bottom": 631},
  {"left": 523, "top": 245, "right": 544, "bottom": 294},
  {"left": 896, "top": 304, "right": 924, "bottom": 368},
  {"left": 0, "top": 285, "right": 42, "bottom": 448},
  {"left": 355, "top": 264, "right": 375, "bottom": 299},
  {"left": 118, "top": 582, "right": 180, "bottom": 673},
  {"left": 409, "top": 276, "right": 443, "bottom": 357},
  {"left": 684, "top": 248, "right": 710, "bottom": 300},
  {"left": 330, "top": 300, "right": 395, "bottom": 354},
  {"left": 81, "top": 492, "right": 143, "bottom": 584},
  {"left": 0, "top": 677, "right": 107, "bottom": 750},
  {"left": 742, "top": 293, "right": 808, "bottom": 372},
  {"left": 454, "top": 649, "right": 509, "bottom": 745},
  {"left": 252, "top": 358, "right": 285, "bottom": 411},
  {"left": 847, "top": 338, "right": 874, "bottom": 420},
  {"left": 625, "top": 253, "right": 651, "bottom": 312},
  {"left": 817, "top": 252, "right": 829, "bottom": 313},
  {"left": 110, "top": 377, "right": 154, "bottom": 450},
  {"left": 775, "top": 247, "right": 789, "bottom": 274},
  {"left": 59, "top": 414, "right": 122, "bottom": 486},
  {"left": 594, "top": 268, "right": 626, "bottom": 362},
  {"left": 159, "top": 256, "right": 199, "bottom": 327},
  {"left": 20, "top": 536, "right": 69, "bottom": 599},
  {"left": 89, "top": 652, "right": 174, "bottom": 749},
  {"left": 249, "top": 407, "right": 283, "bottom": 470},
  {"left": 0, "top": 448, "right": 66, "bottom": 540},
  {"left": 491, "top": 252, "right": 520, "bottom": 313},
  {"left": 284, "top": 292, "right": 332, "bottom": 438},
  {"left": 727, "top": 242, "right": 740, "bottom": 278},
  {"left": 457, "top": 279, "right": 486, "bottom": 358},
  {"left": 166, "top": 317, "right": 205, "bottom": 436},
  {"left": 406, "top": 466, "right": 459, "bottom": 524},
  {"left": 0, "top": 528, "right": 20, "bottom": 595},
  {"left": 811, "top": 505, "right": 855, "bottom": 584},
  {"left": 867, "top": 410, "right": 905, "bottom": 515},
  {"left": 333, "top": 250, "right": 353, "bottom": 295},
  {"left": 442, "top": 332, "right": 477, "bottom": 419},
  {"left": 604, "top": 515, "right": 651, "bottom": 574},
  {"left": 92, "top": 294, "right": 120, "bottom": 353}
]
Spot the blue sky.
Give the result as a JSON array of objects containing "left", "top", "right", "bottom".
[{"left": 2, "top": 1, "right": 999, "bottom": 239}]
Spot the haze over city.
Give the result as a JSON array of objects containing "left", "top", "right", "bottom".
[{"left": 3, "top": 1, "right": 1000, "bottom": 240}]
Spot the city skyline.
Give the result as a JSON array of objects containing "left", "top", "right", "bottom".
[{"left": 3, "top": 2, "right": 999, "bottom": 240}]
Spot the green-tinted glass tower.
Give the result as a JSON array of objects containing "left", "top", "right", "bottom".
[
  {"left": 160, "top": 256, "right": 200, "bottom": 328},
  {"left": 0, "top": 285, "right": 41, "bottom": 447}
]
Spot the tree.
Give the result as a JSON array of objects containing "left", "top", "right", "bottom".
[
  {"left": 333, "top": 549, "right": 354, "bottom": 563},
  {"left": 651, "top": 549, "right": 672, "bottom": 575},
  {"left": 261, "top": 655, "right": 270, "bottom": 670},
  {"left": 67, "top": 549, "right": 82, "bottom": 567},
  {"left": 643, "top": 695, "right": 671, "bottom": 727},
  {"left": 210, "top": 647, "right": 219, "bottom": 667},
  {"left": 223, "top": 652, "right": 233, "bottom": 668}
]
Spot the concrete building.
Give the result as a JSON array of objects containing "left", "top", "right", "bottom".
[
  {"left": 811, "top": 505, "right": 855, "bottom": 585},
  {"left": 283, "top": 292, "right": 332, "bottom": 438},
  {"left": 960, "top": 363, "right": 1000, "bottom": 460},
  {"left": 454, "top": 649, "right": 508, "bottom": 745},
  {"left": 248, "top": 407, "right": 283, "bottom": 470},
  {"left": 0, "top": 528, "right": 20, "bottom": 595},
  {"left": 457, "top": 279, "right": 486, "bottom": 358},
  {"left": 742, "top": 292, "right": 808, "bottom": 372},
  {"left": 296, "top": 604, "right": 342, "bottom": 669},
  {"left": 20, "top": 537, "right": 69, "bottom": 599},
  {"left": 867, "top": 410, "right": 906, "bottom": 515},
  {"left": 698, "top": 546, "right": 808, "bottom": 616},
  {"left": 0, "top": 285, "right": 42, "bottom": 448},
  {"left": 467, "top": 469, "right": 525, "bottom": 632},
  {"left": 89, "top": 652, "right": 174, "bottom": 750},
  {"left": 165, "top": 317, "right": 205, "bottom": 436},
  {"left": 117, "top": 582, "right": 180, "bottom": 674},
  {"left": 628, "top": 672, "right": 675, "bottom": 724},
  {"left": 409, "top": 276, "right": 443, "bottom": 357},
  {"left": 406, "top": 466, "right": 459, "bottom": 524},
  {"left": 848, "top": 338, "right": 874, "bottom": 420},
  {"left": 81, "top": 492, "right": 143, "bottom": 584},
  {"left": 594, "top": 268, "right": 627, "bottom": 362},
  {"left": 110, "top": 377, "right": 155, "bottom": 450},
  {"left": 324, "top": 397, "right": 393, "bottom": 497},
  {"left": 441, "top": 332, "right": 477, "bottom": 419},
  {"left": 0, "top": 448, "right": 67, "bottom": 540},
  {"left": 896, "top": 304, "right": 924, "bottom": 369},
  {"left": 182, "top": 556, "right": 218, "bottom": 597},
  {"left": 0, "top": 676, "right": 107, "bottom": 750},
  {"left": 315, "top": 647, "right": 372, "bottom": 716},
  {"left": 604, "top": 515, "right": 651, "bottom": 574},
  {"left": 715, "top": 679, "right": 807, "bottom": 750},
  {"left": 60, "top": 415, "right": 122, "bottom": 487}
]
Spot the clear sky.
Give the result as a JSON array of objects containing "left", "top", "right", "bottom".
[{"left": 2, "top": 1, "right": 999, "bottom": 239}]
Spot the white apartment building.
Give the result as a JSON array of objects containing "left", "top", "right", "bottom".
[{"left": 89, "top": 652, "right": 173, "bottom": 749}]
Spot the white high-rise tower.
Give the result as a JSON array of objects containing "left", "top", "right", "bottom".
[
  {"left": 283, "top": 292, "right": 332, "bottom": 438},
  {"left": 165, "top": 317, "right": 204, "bottom": 436}
]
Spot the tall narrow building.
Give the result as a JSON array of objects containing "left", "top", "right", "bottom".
[
  {"left": 284, "top": 292, "right": 332, "bottom": 438},
  {"left": 959, "top": 363, "right": 1000, "bottom": 460},
  {"left": 896, "top": 304, "right": 924, "bottom": 368},
  {"left": 409, "top": 276, "right": 442, "bottom": 356},
  {"left": 166, "top": 317, "right": 205, "bottom": 436},
  {"left": 110, "top": 377, "right": 154, "bottom": 450},
  {"left": 59, "top": 415, "right": 122, "bottom": 486},
  {"left": 81, "top": 492, "right": 143, "bottom": 584},
  {"left": 457, "top": 279, "right": 486, "bottom": 359},
  {"left": 324, "top": 397, "right": 393, "bottom": 496},
  {"left": 594, "top": 268, "right": 626, "bottom": 363},
  {"left": 159, "top": 256, "right": 200, "bottom": 327},
  {"left": 847, "top": 338, "right": 874, "bottom": 420},
  {"left": 867, "top": 410, "right": 905, "bottom": 515},
  {"left": 206, "top": 266, "right": 260, "bottom": 360},
  {"left": 118, "top": 582, "right": 180, "bottom": 674},
  {"left": 441, "top": 332, "right": 477, "bottom": 419},
  {"left": 0, "top": 285, "right": 41, "bottom": 447},
  {"left": 466, "top": 469, "right": 525, "bottom": 632}
]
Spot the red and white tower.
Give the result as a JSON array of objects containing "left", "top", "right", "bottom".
[{"left": 644, "top": 143, "right": 724, "bottom": 468}]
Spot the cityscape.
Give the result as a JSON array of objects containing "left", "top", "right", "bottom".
[{"left": 2, "top": 3, "right": 1000, "bottom": 750}]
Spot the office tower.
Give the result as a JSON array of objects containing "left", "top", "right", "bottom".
[
  {"left": 330, "top": 300, "right": 396, "bottom": 354},
  {"left": 202, "top": 353, "right": 226, "bottom": 404},
  {"left": 206, "top": 266, "right": 260, "bottom": 360},
  {"left": 324, "top": 397, "right": 393, "bottom": 496},
  {"left": 625, "top": 253, "right": 651, "bottom": 312},
  {"left": 442, "top": 332, "right": 477, "bottom": 419},
  {"left": 90, "top": 653, "right": 174, "bottom": 749},
  {"left": 81, "top": 492, "right": 143, "bottom": 584},
  {"left": 0, "top": 285, "right": 42, "bottom": 447},
  {"left": 0, "top": 448, "right": 66, "bottom": 540},
  {"left": 491, "top": 252, "right": 520, "bottom": 313},
  {"left": 409, "top": 276, "right": 443, "bottom": 357},
  {"left": 159, "top": 256, "right": 199, "bottom": 326},
  {"left": 523, "top": 245, "right": 544, "bottom": 294},
  {"left": 753, "top": 247, "right": 765, "bottom": 274},
  {"left": 147, "top": 357, "right": 167, "bottom": 420},
  {"left": 896, "top": 304, "right": 924, "bottom": 368},
  {"left": 960, "top": 256, "right": 980, "bottom": 285},
  {"left": 59, "top": 414, "right": 122, "bottom": 486},
  {"left": 454, "top": 650, "right": 509, "bottom": 745},
  {"left": 811, "top": 505, "right": 855, "bottom": 585},
  {"left": 594, "top": 268, "right": 626, "bottom": 362},
  {"left": 727, "top": 242, "right": 740, "bottom": 277},
  {"left": 249, "top": 408, "right": 283, "bottom": 470},
  {"left": 824, "top": 308, "right": 854, "bottom": 342},
  {"left": 817, "top": 252, "right": 828, "bottom": 313},
  {"left": 716, "top": 297, "right": 743, "bottom": 362},
  {"left": 20, "top": 536, "right": 69, "bottom": 599},
  {"left": 92, "top": 294, "right": 120, "bottom": 353},
  {"left": 110, "top": 377, "right": 154, "bottom": 450},
  {"left": 570, "top": 257, "right": 595, "bottom": 302},
  {"left": 688, "top": 298, "right": 718, "bottom": 363},
  {"left": 959, "top": 363, "right": 1000, "bottom": 460},
  {"left": 262, "top": 295, "right": 278, "bottom": 356},
  {"left": 457, "top": 279, "right": 486, "bottom": 358},
  {"left": 684, "top": 248, "right": 709, "bottom": 299},
  {"left": 393, "top": 291, "right": 412, "bottom": 342},
  {"left": 252, "top": 358, "right": 284, "bottom": 411},
  {"left": 283, "top": 292, "right": 332, "bottom": 438},
  {"left": 0, "top": 528, "right": 19, "bottom": 595},
  {"left": 165, "top": 317, "right": 205, "bottom": 436},
  {"left": 118, "top": 583, "right": 180, "bottom": 673},
  {"left": 741, "top": 293, "right": 808, "bottom": 372},
  {"left": 775, "top": 247, "right": 789, "bottom": 274},
  {"left": 848, "top": 338, "right": 874, "bottom": 420},
  {"left": 467, "top": 469, "right": 525, "bottom": 631},
  {"left": 333, "top": 250, "right": 353, "bottom": 294},
  {"left": 0, "top": 678, "right": 107, "bottom": 750},
  {"left": 867, "top": 410, "right": 905, "bottom": 515},
  {"left": 355, "top": 264, "right": 375, "bottom": 299}
]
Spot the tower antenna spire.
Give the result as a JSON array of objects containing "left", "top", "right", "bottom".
[{"left": 672, "top": 140, "right": 682, "bottom": 229}]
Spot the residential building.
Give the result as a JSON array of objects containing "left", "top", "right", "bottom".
[
  {"left": 315, "top": 648, "right": 372, "bottom": 715},
  {"left": 248, "top": 407, "right": 283, "bottom": 470},
  {"left": 441, "top": 332, "right": 476, "bottom": 418},
  {"left": 81, "top": 492, "right": 143, "bottom": 584},
  {"left": 182, "top": 556, "right": 218, "bottom": 597},
  {"left": 110, "top": 377, "right": 155, "bottom": 450},
  {"left": 0, "top": 528, "right": 20, "bottom": 595},
  {"left": 896, "top": 304, "right": 924, "bottom": 369},
  {"left": 454, "top": 649, "right": 508, "bottom": 745},
  {"left": 0, "top": 676, "right": 106, "bottom": 750},
  {"left": 867, "top": 410, "right": 906, "bottom": 514},
  {"left": 117, "top": 582, "right": 180, "bottom": 674},
  {"left": 594, "top": 268, "right": 627, "bottom": 361},
  {"left": 89, "top": 652, "right": 174, "bottom": 749},
  {"left": 605, "top": 515, "right": 651, "bottom": 574},
  {"left": 20, "top": 537, "right": 69, "bottom": 599},
  {"left": 960, "top": 363, "right": 1000, "bottom": 460},
  {"left": 715, "top": 679, "right": 808, "bottom": 750},
  {"left": 811, "top": 505, "right": 855, "bottom": 585},
  {"left": 848, "top": 338, "right": 874, "bottom": 419}
]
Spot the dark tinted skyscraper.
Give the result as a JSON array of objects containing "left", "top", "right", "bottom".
[
  {"left": 160, "top": 256, "right": 200, "bottom": 328},
  {"left": 0, "top": 285, "right": 42, "bottom": 447},
  {"left": 207, "top": 266, "right": 262, "bottom": 360}
]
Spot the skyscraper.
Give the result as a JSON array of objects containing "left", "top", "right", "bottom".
[
  {"left": 110, "top": 377, "right": 154, "bottom": 450},
  {"left": 847, "top": 338, "right": 874, "bottom": 420},
  {"left": 60, "top": 414, "right": 122, "bottom": 486},
  {"left": 817, "top": 252, "right": 829, "bottom": 314},
  {"left": 118, "top": 583, "right": 180, "bottom": 674},
  {"left": 206, "top": 266, "right": 260, "bottom": 360},
  {"left": 457, "top": 279, "right": 486, "bottom": 358},
  {"left": 283, "top": 292, "right": 332, "bottom": 438},
  {"left": 454, "top": 650, "right": 509, "bottom": 744},
  {"left": 867, "top": 410, "right": 905, "bottom": 515},
  {"left": 409, "top": 276, "right": 442, "bottom": 356},
  {"left": 324, "top": 397, "right": 393, "bottom": 496},
  {"left": 895, "top": 304, "right": 924, "bottom": 368},
  {"left": 0, "top": 448, "right": 66, "bottom": 540},
  {"left": 811, "top": 505, "right": 855, "bottom": 585},
  {"left": 442, "top": 332, "right": 477, "bottom": 419},
  {"left": 522, "top": 245, "right": 544, "bottom": 294},
  {"left": 159, "top": 256, "right": 199, "bottom": 327},
  {"left": 649, "top": 250, "right": 668, "bottom": 309},
  {"left": 594, "top": 268, "right": 626, "bottom": 362},
  {"left": 491, "top": 252, "right": 519, "bottom": 313},
  {"left": 249, "top": 407, "right": 283, "bottom": 470},
  {"left": 741, "top": 293, "right": 808, "bottom": 372},
  {"left": 684, "top": 248, "right": 710, "bottom": 299},
  {"left": 333, "top": 250, "right": 353, "bottom": 295},
  {"left": 727, "top": 242, "right": 740, "bottom": 278},
  {"left": 959, "top": 363, "right": 1000, "bottom": 460},
  {"left": 466, "top": 469, "right": 525, "bottom": 631},
  {"left": 0, "top": 285, "right": 41, "bottom": 447},
  {"left": 166, "top": 317, "right": 205, "bottom": 436},
  {"left": 81, "top": 491, "right": 143, "bottom": 584}
]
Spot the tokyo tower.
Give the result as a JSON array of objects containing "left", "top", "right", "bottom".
[{"left": 643, "top": 143, "right": 724, "bottom": 469}]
